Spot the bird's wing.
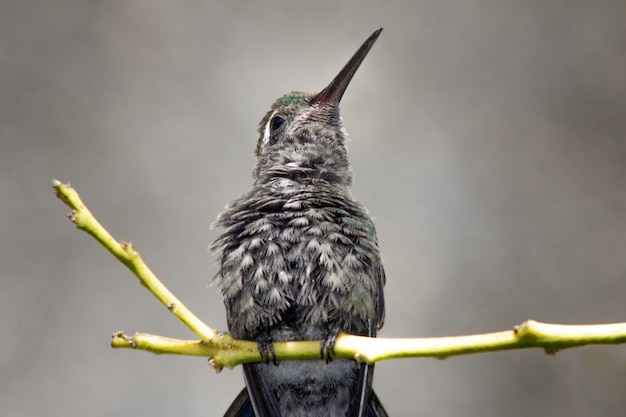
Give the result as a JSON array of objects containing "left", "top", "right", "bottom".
[
  {"left": 348, "top": 256, "right": 386, "bottom": 417},
  {"left": 223, "top": 387, "right": 254, "bottom": 417},
  {"left": 348, "top": 361, "right": 374, "bottom": 417},
  {"left": 349, "top": 308, "right": 387, "bottom": 417},
  {"left": 366, "top": 390, "right": 389, "bottom": 417},
  {"left": 242, "top": 363, "right": 282, "bottom": 417},
  {"left": 376, "top": 263, "right": 386, "bottom": 330}
]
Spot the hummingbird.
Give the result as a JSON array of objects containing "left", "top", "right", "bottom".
[{"left": 211, "top": 28, "right": 388, "bottom": 417}]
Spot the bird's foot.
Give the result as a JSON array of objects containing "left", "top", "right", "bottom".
[
  {"left": 320, "top": 329, "right": 339, "bottom": 363},
  {"left": 257, "top": 335, "right": 278, "bottom": 366}
]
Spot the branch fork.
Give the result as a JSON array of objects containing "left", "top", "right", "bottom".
[{"left": 52, "top": 179, "right": 626, "bottom": 370}]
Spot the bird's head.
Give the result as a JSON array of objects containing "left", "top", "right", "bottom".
[{"left": 253, "top": 29, "right": 382, "bottom": 188}]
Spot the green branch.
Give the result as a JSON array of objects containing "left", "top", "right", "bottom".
[
  {"left": 53, "top": 179, "right": 626, "bottom": 370},
  {"left": 52, "top": 180, "right": 216, "bottom": 342}
]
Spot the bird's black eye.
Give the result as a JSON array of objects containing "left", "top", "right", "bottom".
[{"left": 270, "top": 115, "right": 285, "bottom": 132}]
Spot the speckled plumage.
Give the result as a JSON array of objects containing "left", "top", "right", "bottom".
[
  {"left": 212, "top": 29, "right": 387, "bottom": 417},
  {"left": 212, "top": 177, "right": 384, "bottom": 339}
]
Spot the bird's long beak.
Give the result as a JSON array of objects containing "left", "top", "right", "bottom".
[{"left": 310, "top": 28, "right": 383, "bottom": 106}]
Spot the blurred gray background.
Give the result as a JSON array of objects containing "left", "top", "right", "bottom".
[{"left": 2, "top": 1, "right": 626, "bottom": 416}]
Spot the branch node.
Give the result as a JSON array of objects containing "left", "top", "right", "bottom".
[
  {"left": 121, "top": 240, "right": 137, "bottom": 255},
  {"left": 544, "top": 348, "right": 559, "bottom": 356},
  {"left": 65, "top": 210, "right": 77, "bottom": 222},
  {"left": 112, "top": 331, "right": 137, "bottom": 348},
  {"left": 209, "top": 358, "right": 223, "bottom": 373},
  {"left": 513, "top": 320, "right": 538, "bottom": 341}
]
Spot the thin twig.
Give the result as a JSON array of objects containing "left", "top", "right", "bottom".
[
  {"left": 52, "top": 179, "right": 216, "bottom": 342},
  {"left": 110, "top": 319, "right": 626, "bottom": 368}
]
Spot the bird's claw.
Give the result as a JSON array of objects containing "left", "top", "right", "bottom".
[
  {"left": 320, "top": 330, "right": 339, "bottom": 363},
  {"left": 257, "top": 336, "right": 278, "bottom": 366}
]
